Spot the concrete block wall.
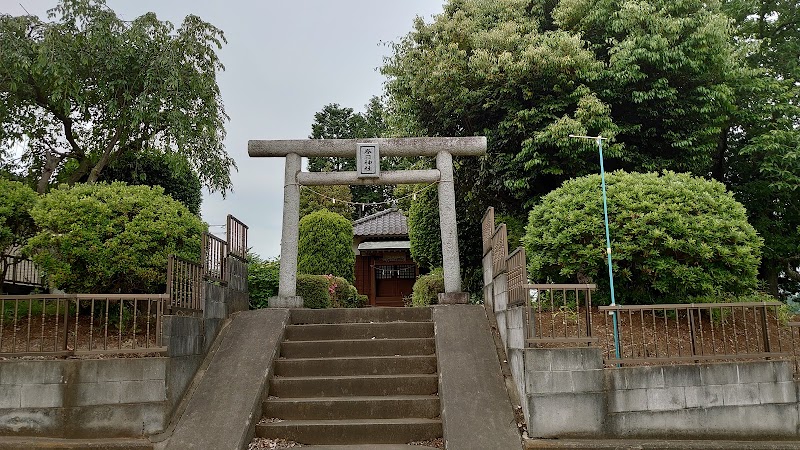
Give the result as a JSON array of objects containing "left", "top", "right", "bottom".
[
  {"left": 481, "top": 223, "right": 800, "bottom": 441},
  {"left": 524, "top": 348, "right": 606, "bottom": 437},
  {"left": 162, "top": 315, "right": 205, "bottom": 417},
  {"left": 506, "top": 305, "right": 527, "bottom": 422},
  {"left": 493, "top": 273, "right": 508, "bottom": 348},
  {"left": 606, "top": 360, "right": 798, "bottom": 439},
  {"left": 0, "top": 358, "right": 168, "bottom": 438},
  {"left": 521, "top": 347, "right": 800, "bottom": 439}
]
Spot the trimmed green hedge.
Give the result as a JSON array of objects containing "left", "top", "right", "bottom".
[
  {"left": 298, "top": 209, "right": 355, "bottom": 283},
  {"left": 26, "top": 182, "right": 204, "bottom": 293},
  {"left": 523, "top": 171, "right": 763, "bottom": 304},
  {"left": 412, "top": 268, "right": 444, "bottom": 306},
  {"left": 297, "top": 274, "right": 367, "bottom": 309}
]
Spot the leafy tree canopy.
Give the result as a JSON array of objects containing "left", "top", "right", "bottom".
[
  {"left": 385, "top": 0, "right": 800, "bottom": 298},
  {"left": 0, "top": 0, "right": 235, "bottom": 193},
  {"left": 97, "top": 150, "right": 203, "bottom": 215},
  {"left": 523, "top": 171, "right": 763, "bottom": 304},
  {"left": 554, "top": 0, "right": 736, "bottom": 175},
  {"left": 383, "top": 0, "right": 620, "bottom": 210},
  {"left": 25, "top": 182, "right": 205, "bottom": 293}
]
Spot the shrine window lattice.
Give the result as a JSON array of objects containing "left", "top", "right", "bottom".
[{"left": 375, "top": 264, "right": 416, "bottom": 280}]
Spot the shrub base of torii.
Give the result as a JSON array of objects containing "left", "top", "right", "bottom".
[{"left": 248, "top": 137, "right": 487, "bottom": 308}]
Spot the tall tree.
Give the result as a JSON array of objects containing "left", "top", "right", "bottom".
[
  {"left": 554, "top": 0, "right": 736, "bottom": 175},
  {"left": 720, "top": 0, "right": 800, "bottom": 296},
  {"left": 0, "top": 0, "right": 234, "bottom": 193},
  {"left": 382, "top": 0, "right": 788, "bottom": 298},
  {"left": 308, "top": 98, "right": 401, "bottom": 218},
  {"left": 383, "top": 0, "right": 619, "bottom": 214}
]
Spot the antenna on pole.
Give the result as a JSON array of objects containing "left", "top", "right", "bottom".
[{"left": 569, "top": 134, "right": 620, "bottom": 361}]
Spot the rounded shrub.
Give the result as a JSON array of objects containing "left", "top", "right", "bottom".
[
  {"left": 25, "top": 182, "right": 204, "bottom": 293},
  {"left": 298, "top": 209, "right": 355, "bottom": 283},
  {"left": 297, "top": 274, "right": 366, "bottom": 309},
  {"left": 297, "top": 274, "right": 332, "bottom": 309},
  {"left": 523, "top": 171, "right": 763, "bottom": 304},
  {"left": 412, "top": 268, "right": 445, "bottom": 306}
]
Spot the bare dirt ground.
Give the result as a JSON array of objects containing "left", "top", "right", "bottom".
[
  {"left": 528, "top": 306, "right": 799, "bottom": 367},
  {"left": 247, "top": 437, "right": 445, "bottom": 449},
  {"left": 1, "top": 310, "right": 162, "bottom": 357}
]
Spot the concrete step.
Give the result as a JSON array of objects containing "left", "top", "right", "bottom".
[
  {"left": 0, "top": 437, "right": 152, "bottom": 449},
  {"left": 525, "top": 439, "right": 800, "bottom": 449},
  {"left": 285, "top": 321, "right": 434, "bottom": 340},
  {"left": 264, "top": 394, "right": 440, "bottom": 420},
  {"left": 255, "top": 418, "right": 442, "bottom": 445},
  {"left": 295, "top": 446, "right": 440, "bottom": 450},
  {"left": 280, "top": 338, "right": 435, "bottom": 358},
  {"left": 290, "top": 307, "right": 432, "bottom": 325},
  {"left": 269, "top": 374, "right": 439, "bottom": 398},
  {"left": 274, "top": 355, "right": 438, "bottom": 377}
]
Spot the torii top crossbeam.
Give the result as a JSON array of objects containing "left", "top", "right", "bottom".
[{"left": 248, "top": 137, "right": 486, "bottom": 157}]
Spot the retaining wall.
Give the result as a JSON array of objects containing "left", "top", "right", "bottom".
[
  {"left": 524, "top": 347, "right": 799, "bottom": 439},
  {"left": 491, "top": 287, "right": 800, "bottom": 439},
  {"left": 0, "top": 268, "right": 249, "bottom": 438},
  {"left": 0, "top": 358, "right": 168, "bottom": 438},
  {"left": 481, "top": 216, "right": 800, "bottom": 440}
]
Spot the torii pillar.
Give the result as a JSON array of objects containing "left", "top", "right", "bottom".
[{"left": 248, "top": 137, "right": 487, "bottom": 307}]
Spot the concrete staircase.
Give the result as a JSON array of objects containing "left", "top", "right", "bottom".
[{"left": 257, "top": 307, "right": 442, "bottom": 446}]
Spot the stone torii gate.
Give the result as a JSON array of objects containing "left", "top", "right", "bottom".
[{"left": 248, "top": 137, "right": 487, "bottom": 307}]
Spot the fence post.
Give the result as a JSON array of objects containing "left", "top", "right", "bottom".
[
  {"left": 61, "top": 296, "right": 71, "bottom": 352},
  {"left": 584, "top": 290, "right": 593, "bottom": 342},
  {"left": 689, "top": 308, "right": 698, "bottom": 358},
  {"left": 166, "top": 255, "right": 174, "bottom": 314},
  {"left": 760, "top": 304, "right": 771, "bottom": 353}
]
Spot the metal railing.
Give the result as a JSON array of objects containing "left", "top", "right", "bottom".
[
  {"left": 524, "top": 284, "right": 597, "bottom": 346},
  {"left": 202, "top": 232, "right": 227, "bottom": 284},
  {"left": 507, "top": 248, "right": 528, "bottom": 306},
  {"left": 2, "top": 254, "right": 45, "bottom": 288},
  {"left": 226, "top": 214, "right": 248, "bottom": 261},
  {"left": 0, "top": 294, "right": 167, "bottom": 357},
  {"left": 166, "top": 255, "right": 204, "bottom": 316},
  {"left": 599, "top": 301, "right": 788, "bottom": 366},
  {"left": 482, "top": 207, "right": 495, "bottom": 257},
  {"left": 787, "top": 322, "right": 800, "bottom": 374}
]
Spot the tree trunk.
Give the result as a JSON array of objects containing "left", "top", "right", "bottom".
[
  {"left": 86, "top": 128, "right": 124, "bottom": 183},
  {"left": 87, "top": 153, "right": 113, "bottom": 183},
  {"left": 67, "top": 157, "right": 93, "bottom": 185},
  {"left": 36, "top": 150, "right": 64, "bottom": 194},
  {"left": 762, "top": 260, "right": 779, "bottom": 298},
  {"left": 711, "top": 124, "right": 729, "bottom": 182}
]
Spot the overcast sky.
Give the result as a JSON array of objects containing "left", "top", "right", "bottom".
[{"left": 0, "top": 0, "right": 444, "bottom": 258}]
